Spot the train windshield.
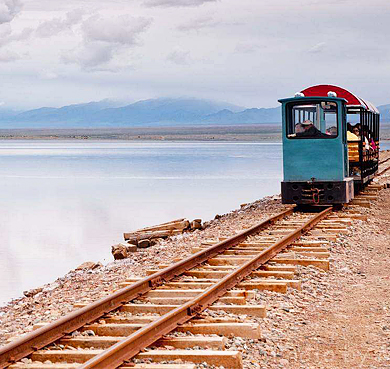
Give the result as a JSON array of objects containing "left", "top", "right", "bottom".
[{"left": 286, "top": 101, "right": 338, "bottom": 139}]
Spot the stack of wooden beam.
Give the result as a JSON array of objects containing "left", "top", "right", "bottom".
[
  {"left": 112, "top": 218, "right": 202, "bottom": 259},
  {"left": 124, "top": 218, "right": 190, "bottom": 246}
]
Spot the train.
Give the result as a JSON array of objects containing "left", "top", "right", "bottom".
[{"left": 279, "top": 84, "right": 380, "bottom": 205}]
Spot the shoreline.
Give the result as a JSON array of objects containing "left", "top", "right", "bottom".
[
  {"left": 0, "top": 123, "right": 388, "bottom": 141},
  {"left": 0, "top": 135, "right": 390, "bottom": 142},
  {"left": 0, "top": 136, "right": 282, "bottom": 142},
  {"left": 0, "top": 125, "right": 281, "bottom": 141}
]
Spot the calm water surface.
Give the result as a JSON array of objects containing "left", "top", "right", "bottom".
[{"left": 0, "top": 140, "right": 283, "bottom": 305}]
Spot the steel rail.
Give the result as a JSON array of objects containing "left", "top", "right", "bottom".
[
  {"left": 378, "top": 164, "right": 390, "bottom": 176},
  {"left": 376, "top": 157, "right": 390, "bottom": 176},
  {"left": 379, "top": 157, "right": 390, "bottom": 166},
  {"left": 0, "top": 207, "right": 294, "bottom": 368},
  {"left": 80, "top": 206, "right": 332, "bottom": 369}
]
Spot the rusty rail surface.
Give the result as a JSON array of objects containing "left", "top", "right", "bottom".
[
  {"left": 375, "top": 157, "right": 390, "bottom": 176},
  {"left": 0, "top": 207, "right": 294, "bottom": 368},
  {"left": 379, "top": 157, "right": 390, "bottom": 166},
  {"left": 80, "top": 206, "right": 332, "bottom": 369},
  {"left": 378, "top": 164, "right": 390, "bottom": 176}
]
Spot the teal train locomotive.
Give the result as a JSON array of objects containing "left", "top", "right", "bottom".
[{"left": 279, "top": 84, "right": 380, "bottom": 205}]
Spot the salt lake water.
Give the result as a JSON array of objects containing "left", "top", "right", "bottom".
[{"left": 0, "top": 140, "right": 283, "bottom": 305}]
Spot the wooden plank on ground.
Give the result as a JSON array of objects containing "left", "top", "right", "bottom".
[
  {"left": 114, "top": 303, "right": 267, "bottom": 317},
  {"left": 60, "top": 322, "right": 259, "bottom": 339},
  {"left": 136, "top": 350, "right": 243, "bottom": 369},
  {"left": 209, "top": 305, "right": 266, "bottom": 318},
  {"left": 177, "top": 322, "right": 261, "bottom": 339},
  {"left": 289, "top": 247, "right": 329, "bottom": 252},
  {"left": 145, "top": 289, "right": 255, "bottom": 299},
  {"left": 59, "top": 336, "right": 226, "bottom": 349},
  {"left": 31, "top": 349, "right": 101, "bottom": 363},
  {"left": 160, "top": 281, "right": 289, "bottom": 293},
  {"left": 158, "top": 269, "right": 295, "bottom": 279},
  {"left": 292, "top": 241, "right": 328, "bottom": 247},
  {"left": 146, "top": 296, "right": 247, "bottom": 305},
  {"left": 251, "top": 270, "right": 295, "bottom": 279},
  {"left": 271, "top": 258, "right": 330, "bottom": 271},
  {"left": 240, "top": 279, "right": 301, "bottom": 291}
]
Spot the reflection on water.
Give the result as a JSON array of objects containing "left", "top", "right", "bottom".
[{"left": 0, "top": 140, "right": 283, "bottom": 305}]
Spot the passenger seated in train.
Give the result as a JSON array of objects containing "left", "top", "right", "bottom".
[
  {"left": 295, "top": 119, "right": 327, "bottom": 137},
  {"left": 358, "top": 126, "right": 376, "bottom": 151},
  {"left": 326, "top": 126, "right": 337, "bottom": 135},
  {"left": 352, "top": 126, "right": 361, "bottom": 139},
  {"left": 295, "top": 123, "right": 305, "bottom": 133},
  {"left": 370, "top": 138, "right": 377, "bottom": 151},
  {"left": 347, "top": 123, "right": 359, "bottom": 141}
]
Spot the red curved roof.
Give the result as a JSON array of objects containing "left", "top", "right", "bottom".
[{"left": 300, "top": 84, "right": 378, "bottom": 113}]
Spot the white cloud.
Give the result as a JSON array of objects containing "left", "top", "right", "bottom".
[
  {"left": 0, "top": 23, "right": 32, "bottom": 47},
  {"left": 167, "top": 48, "right": 190, "bottom": 65},
  {"left": 63, "top": 14, "right": 152, "bottom": 69},
  {"left": 35, "top": 8, "right": 85, "bottom": 38},
  {"left": 234, "top": 42, "right": 261, "bottom": 54},
  {"left": 177, "top": 16, "right": 219, "bottom": 31},
  {"left": 307, "top": 42, "right": 326, "bottom": 54},
  {"left": 63, "top": 41, "right": 115, "bottom": 69},
  {"left": 40, "top": 70, "right": 59, "bottom": 79},
  {"left": 82, "top": 14, "right": 152, "bottom": 46},
  {"left": 65, "top": 8, "right": 84, "bottom": 24},
  {"left": 144, "top": 0, "right": 217, "bottom": 7},
  {"left": 0, "top": 22, "right": 10, "bottom": 37},
  {"left": 0, "top": 0, "right": 22, "bottom": 24},
  {"left": 0, "top": 48, "right": 19, "bottom": 62},
  {"left": 0, "top": 0, "right": 31, "bottom": 63}
]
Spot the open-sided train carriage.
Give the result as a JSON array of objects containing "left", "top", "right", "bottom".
[{"left": 279, "top": 84, "right": 380, "bottom": 205}]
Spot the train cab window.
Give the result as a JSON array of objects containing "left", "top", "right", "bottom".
[{"left": 287, "top": 101, "right": 338, "bottom": 139}]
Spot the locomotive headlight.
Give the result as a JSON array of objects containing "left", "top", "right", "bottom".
[
  {"left": 294, "top": 92, "right": 305, "bottom": 98},
  {"left": 327, "top": 91, "right": 337, "bottom": 97}
]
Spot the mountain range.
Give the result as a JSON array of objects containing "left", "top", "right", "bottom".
[
  {"left": 0, "top": 98, "right": 281, "bottom": 128},
  {"left": 0, "top": 98, "right": 389, "bottom": 128}
]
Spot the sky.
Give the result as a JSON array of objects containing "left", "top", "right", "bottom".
[{"left": 0, "top": 0, "right": 389, "bottom": 110}]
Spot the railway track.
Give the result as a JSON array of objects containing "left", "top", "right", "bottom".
[
  {"left": 0, "top": 183, "right": 385, "bottom": 369},
  {"left": 378, "top": 156, "right": 390, "bottom": 176}
]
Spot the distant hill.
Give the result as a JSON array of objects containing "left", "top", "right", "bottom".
[
  {"left": 7, "top": 100, "right": 124, "bottom": 127},
  {"left": 0, "top": 98, "right": 280, "bottom": 128},
  {"left": 0, "top": 107, "right": 20, "bottom": 120},
  {"left": 378, "top": 104, "right": 390, "bottom": 121},
  {"left": 89, "top": 98, "right": 247, "bottom": 126},
  {"left": 202, "top": 107, "right": 280, "bottom": 125}
]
